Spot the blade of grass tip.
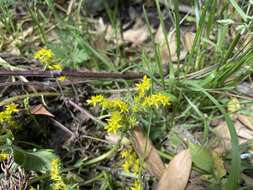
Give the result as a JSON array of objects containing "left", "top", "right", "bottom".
[
  {"left": 143, "top": 6, "right": 165, "bottom": 89},
  {"left": 27, "top": 8, "right": 47, "bottom": 44},
  {"left": 45, "top": 0, "right": 60, "bottom": 23},
  {"left": 77, "top": 35, "right": 113, "bottom": 71},
  {"left": 187, "top": 0, "right": 211, "bottom": 73},
  {"left": 155, "top": 0, "right": 174, "bottom": 80},
  {"left": 218, "top": 49, "right": 253, "bottom": 85},
  {"left": 141, "top": 51, "right": 161, "bottom": 85},
  {"left": 183, "top": 95, "right": 208, "bottom": 141},
  {"left": 228, "top": 0, "right": 248, "bottom": 21},
  {"left": 172, "top": 0, "right": 181, "bottom": 70},
  {"left": 183, "top": 81, "right": 240, "bottom": 190},
  {"left": 194, "top": 0, "right": 201, "bottom": 25},
  {"left": 206, "top": 0, "right": 216, "bottom": 38},
  {"left": 104, "top": 0, "right": 121, "bottom": 72},
  {"left": 217, "top": 33, "right": 241, "bottom": 71}
]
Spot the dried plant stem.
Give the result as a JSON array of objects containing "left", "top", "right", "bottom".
[{"left": 0, "top": 70, "right": 143, "bottom": 80}]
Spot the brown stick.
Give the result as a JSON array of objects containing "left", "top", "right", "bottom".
[{"left": 0, "top": 70, "right": 144, "bottom": 80}]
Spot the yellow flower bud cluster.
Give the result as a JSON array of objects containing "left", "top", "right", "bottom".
[
  {"left": 121, "top": 148, "right": 140, "bottom": 176},
  {"left": 34, "top": 48, "right": 54, "bottom": 64},
  {"left": 34, "top": 48, "right": 66, "bottom": 81},
  {"left": 87, "top": 95, "right": 130, "bottom": 134},
  {"left": 50, "top": 158, "right": 68, "bottom": 190},
  {"left": 0, "top": 103, "right": 19, "bottom": 128}
]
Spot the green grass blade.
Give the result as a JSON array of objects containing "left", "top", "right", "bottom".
[
  {"left": 183, "top": 81, "right": 240, "bottom": 190},
  {"left": 228, "top": 0, "right": 248, "bottom": 21}
]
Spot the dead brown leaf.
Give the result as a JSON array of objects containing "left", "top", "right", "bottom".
[
  {"left": 155, "top": 25, "right": 190, "bottom": 63},
  {"left": 30, "top": 104, "right": 54, "bottom": 117},
  {"left": 156, "top": 149, "right": 192, "bottom": 190},
  {"left": 183, "top": 32, "right": 195, "bottom": 52},
  {"left": 211, "top": 114, "right": 253, "bottom": 154},
  {"left": 133, "top": 128, "right": 165, "bottom": 178},
  {"left": 123, "top": 19, "right": 149, "bottom": 46},
  {"left": 238, "top": 114, "right": 253, "bottom": 131}
]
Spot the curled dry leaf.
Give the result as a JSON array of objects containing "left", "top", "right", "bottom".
[
  {"left": 156, "top": 149, "right": 192, "bottom": 190},
  {"left": 133, "top": 128, "right": 165, "bottom": 178},
  {"left": 30, "top": 104, "right": 54, "bottom": 117}
]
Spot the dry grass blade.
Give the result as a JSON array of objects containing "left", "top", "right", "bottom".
[
  {"left": 133, "top": 128, "right": 165, "bottom": 178},
  {"left": 156, "top": 149, "right": 192, "bottom": 190}
]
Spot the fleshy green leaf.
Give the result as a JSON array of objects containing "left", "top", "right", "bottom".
[
  {"left": 189, "top": 142, "right": 213, "bottom": 173},
  {"left": 12, "top": 146, "right": 57, "bottom": 172}
]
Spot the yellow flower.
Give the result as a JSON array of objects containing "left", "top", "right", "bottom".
[
  {"left": 57, "top": 76, "right": 67, "bottom": 81},
  {"left": 50, "top": 158, "right": 61, "bottom": 181},
  {"left": 133, "top": 159, "right": 140, "bottom": 176},
  {"left": 0, "top": 153, "right": 9, "bottom": 161},
  {"left": 52, "top": 181, "right": 68, "bottom": 190},
  {"left": 121, "top": 149, "right": 131, "bottom": 158},
  {"left": 131, "top": 182, "right": 141, "bottom": 190},
  {"left": 122, "top": 160, "right": 131, "bottom": 173},
  {"left": 121, "top": 148, "right": 140, "bottom": 175},
  {"left": 49, "top": 63, "right": 63, "bottom": 71},
  {"left": 136, "top": 75, "right": 151, "bottom": 97},
  {"left": 101, "top": 99, "right": 128, "bottom": 113},
  {"left": 5, "top": 103, "right": 19, "bottom": 114},
  {"left": 142, "top": 93, "right": 170, "bottom": 108},
  {"left": 105, "top": 112, "right": 122, "bottom": 134},
  {"left": 34, "top": 48, "right": 54, "bottom": 64},
  {"left": 87, "top": 95, "right": 105, "bottom": 107}
]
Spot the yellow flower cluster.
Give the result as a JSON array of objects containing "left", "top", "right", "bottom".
[
  {"left": 50, "top": 158, "right": 68, "bottom": 190},
  {"left": 105, "top": 112, "right": 122, "bottom": 134},
  {"left": 0, "top": 152, "right": 9, "bottom": 161},
  {"left": 34, "top": 48, "right": 54, "bottom": 64},
  {"left": 87, "top": 95, "right": 129, "bottom": 133},
  {"left": 121, "top": 148, "right": 140, "bottom": 176},
  {"left": 131, "top": 181, "right": 142, "bottom": 190},
  {"left": 142, "top": 93, "right": 170, "bottom": 108},
  {"left": 86, "top": 95, "right": 105, "bottom": 107},
  {"left": 0, "top": 103, "right": 19, "bottom": 126},
  {"left": 136, "top": 75, "right": 151, "bottom": 97},
  {"left": 34, "top": 48, "right": 66, "bottom": 81},
  {"left": 86, "top": 76, "right": 171, "bottom": 134}
]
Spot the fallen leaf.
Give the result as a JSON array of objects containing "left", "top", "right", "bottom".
[
  {"left": 30, "top": 104, "right": 54, "bottom": 117},
  {"left": 156, "top": 149, "right": 192, "bottom": 190},
  {"left": 133, "top": 128, "right": 165, "bottom": 178},
  {"left": 211, "top": 115, "right": 253, "bottom": 154},
  {"left": 123, "top": 19, "right": 149, "bottom": 46},
  {"left": 155, "top": 25, "right": 188, "bottom": 63},
  {"left": 183, "top": 32, "right": 195, "bottom": 52},
  {"left": 238, "top": 114, "right": 253, "bottom": 131}
]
